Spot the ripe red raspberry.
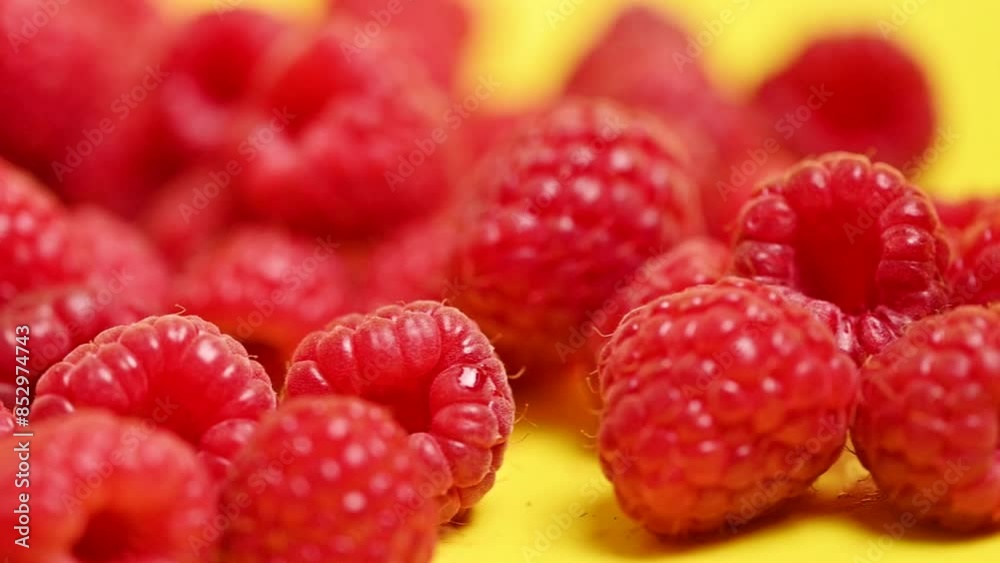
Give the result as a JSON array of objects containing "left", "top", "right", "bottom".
[
  {"left": 706, "top": 144, "right": 798, "bottom": 241},
  {"left": 238, "top": 21, "right": 453, "bottom": 238},
  {"left": 173, "top": 227, "right": 352, "bottom": 383},
  {"left": 753, "top": 34, "right": 935, "bottom": 171},
  {"left": 0, "top": 161, "right": 77, "bottom": 305},
  {"left": 332, "top": 0, "right": 470, "bottom": 89},
  {"left": 852, "top": 306, "right": 1000, "bottom": 530},
  {"left": 451, "top": 99, "right": 703, "bottom": 370},
  {"left": 363, "top": 218, "right": 458, "bottom": 309},
  {"left": 284, "top": 300, "right": 514, "bottom": 521},
  {"left": 933, "top": 195, "right": 991, "bottom": 234},
  {"left": 731, "top": 153, "right": 951, "bottom": 361},
  {"left": 0, "top": 411, "right": 216, "bottom": 562},
  {"left": 586, "top": 237, "right": 731, "bottom": 360},
  {"left": 598, "top": 278, "right": 858, "bottom": 535},
  {"left": 32, "top": 315, "right": 276, "bottom": 466},
  {"left": 949, "top": 203, "right": 1000, "bottom": 306},
  {"left": 0, "top": 0, "right": 165, "bottom": 181},
  {"left": 220, "top": 396, "right": 439, "bottom": 563},
  {"left": 154, "top": 9, "right": 289, "bottom": 165}
]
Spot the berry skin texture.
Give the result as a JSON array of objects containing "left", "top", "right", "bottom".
[
  {"left": 731, "top": 152, "right": 952, "bottom": 362},
  {"left": 949, "top": 203, "right": 1000, "bottom": 306},
  {"left": 586, "top": 237, "right": 731, "bottom": 359},
  {"left": 220, "top": 396, "right": 439, "bottom": 563},
  {"left": 452, "top": 99, "right": 703, "bottom": 370},
  {"left": 598, "top": 278, "right": 859, "bottom": 536},
  {"left": 284, "top": 300, "right": 514, "bottom": 522},
  {"left": 239, "top": 21, "right": 453, "bottom": 238},
  {"left": 753, "top": 34, "right": 935, "bottom": 172},
  {"left": 173, "top": 227, "right": 352, "bottom": 384},
  {"left": 852, "top": 306, "right": 1000, "bottom": 530},
  {"left": 0, "top": 411, "right": 216, "bottom": 562},
  {"left": 32, "top": 315, "right": 276, "bottom": 466}
]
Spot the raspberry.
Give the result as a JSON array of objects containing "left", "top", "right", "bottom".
[
  {"left": 852, "top": 306, "right": 1000, "bottom": 530},
  {"left": 173, "top": 227, "right": 352, "bottom": 383},
  {"left": 933, "top": 195, "right": 991, "bottom": 234},
  {"left": 219, "top": 396, "right": 439, "bottom": 563},
  {"left": 139, "top": 166, "right": 244, "bottom": 267},
  {"left": 0, "top": 161, "right": 76, "bottom": 305},
  {"left": 32, "top": 315, "right": 276, "bottom": 466},
  {"left": 597, "top": 278, "right": 858, "bottom": 535},
  {"left": 753, "top": 34, "right": 935, "bottom": 171},
  {"left": 284, "top": 300, "right": 514, "bottom": 521},
  {"left": 451, "top": 99, "right": 703, "bottom": 370},
  {"left": 332, "top": 0, "right": 470, "bottom": 88},
  {"left": 707, "top": 145, "right": 798, "bottom": 241},
  {"left": 238, "top": 21, "right": 453, "bottom": 238},
  {"left": 731, "top": 153, "right": 951, "bottom": 361},
  {"left": 0, "top": 411, "right": 216, "bottom": 562},
  {"left": 949, "top": 203, "right": 1000, "bottom": 306},
  {"left": 587, "top": 237, "right": 731, "bottom": 358},
  {"left": 363, "top": 218, "right": 458, "bottom": 309},
  {"left": 0, "top": 404, "right": 12, "bottom": 434},
  {"left": 154, "top": 9, "right": 289, "bottom": 164},
  {"left": 0, "top": 0, "right": 165, "bottom": 181}
]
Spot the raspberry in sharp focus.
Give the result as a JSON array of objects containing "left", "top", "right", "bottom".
[
  {"left": 32, "top": 314, "right": 276, "bottom": 470},
  {"left": 852, "top": 305, "right": 1000, "bottom": 531},
  {"left": 173, "top": 226, "right": 353, "bottom": 385},
  {"left": 949, "top": 203, "right": 1000, "bottom": 306},
  {"left": 238, "top": 20, "right": 454, "bottom": 239},
  {"left": 0, "top": 411, "right": 217, "bottom": 562},
  {"left": 587, "top": 237, "right": 731, "bottom": 359},
  {"left": 284, "top": 300, "right": 514, "bottom": 522},
  {"left": 753, "top": 34, "right": 936, "bottom": 172},
  {"left": 220, "top": 396, "right": 439, "bottom": 563},
  {"left": 451, "top": 98, "right": 704, "bottom": 371},
  {"left": 731, "top": 152, "right": 952, "bottom": 362},
  {"left": 598, "top": 278, "right": 859, "bottom": 536}
]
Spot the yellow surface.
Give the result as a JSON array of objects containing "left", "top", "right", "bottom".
[{"left": 165, "top": 1, "right": 1000, "bottom": 561}]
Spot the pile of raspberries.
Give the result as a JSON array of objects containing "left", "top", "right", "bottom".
[{"left": 0, "top": 1, "right": 997, "bottom": 561}]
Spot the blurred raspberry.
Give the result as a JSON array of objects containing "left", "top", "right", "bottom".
[
  {"left": 949, "top": 203, "right": 1000, "bottom": 306},
  {"left": 933, "top": 195, "right": 991, "bottom": 234},
  {"left": 731, "top": 153, "right": 951, "bottom": 361},
  {"left": 363, "top": 217, "right": 459, "bottom": 309},
  {"left": 753, "top": 34, "right": 936, "bottom": 171},
  {"left": 0, "top": 0, "right": 166, "bottom": 182},
  {"left": 332, "top": 0, "right": 470, "bottom": 89},
  {"left": 238, "top": 21, "right": 454, "bottom": 238},
  {"left": 451, "top": 99, "right": 703, "bottom": 371}
]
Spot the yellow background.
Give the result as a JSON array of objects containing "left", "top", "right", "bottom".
[{"left": 166, "top": 1, "right": 1000, "bottom": 561}]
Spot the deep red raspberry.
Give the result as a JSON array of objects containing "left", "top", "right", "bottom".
[
  {"left": 173, "top": 227, "right": 352, "bottom": 383},
  {"left": 852, "top": 306, "right": 1000, "bottom": 530},
  {"left": 0, "top": 411, "right": 216, "bottom": 562},
  {"left": 451, "top": 99, "right": 703, "bottom": 370},
  {"left": 154, "top": 9, "right": 289, "bottom": 165},
  {"left": 0, "top": 403, "right": 12, "bottom": 434},
  {"left": 753, "top": 34, "right": 935, "bottom": 171},
  {"left": 238, "top": 21, "right": 453, "bottom": 238},
  {"left": 598, "top": 278, "right": 858, "bottom": 535},
  {"left": 32, "top": 315, "right": 276, "bottom": 465},
  {"left": 284, "top": 300, "right": 514, "bottom": 521},
  {"left": 706, "top": 144, "right": 798, "bottom": 241},
  {"left": 363, "top": 218, "right": 459, "bottom": 309},
  {"left": 949, "top": 203, "right": 1000, "bottom": 306},
  {"left": 332, "top": 0, "right": 470, "bottom": 89},
  {"left": 731, "top": 153, "right": 951, "bottom": 361},
  {"left": 0, "top": 161, "right": 76, "bottom": 305},
  {"left": 220, "top": 396, "right": 439, "bottom": 563},
  {"left": 0, "top": 0, "right": 166, "bottom": 181},
  {"left": 933, "top": 195, "right": 992, "bottom": 234},
  {"left": 587, "top": 237, "right": 731, "bottom": 359}
]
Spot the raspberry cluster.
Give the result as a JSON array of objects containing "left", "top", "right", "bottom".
[{"left": 0, "top": 1, "right": 996, "bottom": 561}]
